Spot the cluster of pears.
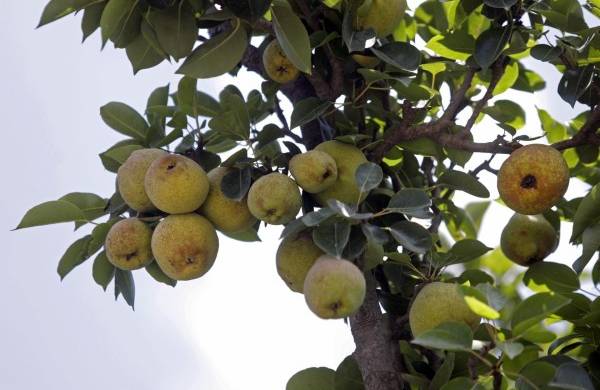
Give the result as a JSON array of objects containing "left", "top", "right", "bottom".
[{"left": 496, "top": 144, "right": 568, "bottom": 266}]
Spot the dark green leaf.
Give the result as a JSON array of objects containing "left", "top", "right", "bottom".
[
  {"left": 148, "top": 2, "right": 197, "bottom": 60},
  {"left": 146, "top": 261, "right": 177, "bottom": 287},
  {"left": 287, "top": 367, "right": 335, "bottom": 390},
  {"left": 114, "top": 269, "right": 135, "bottom": 309},
  {"left": 483, "top": 0, "right": 517, "bottom": 8},
  {"left": 39, "top": 0, "right": 103, "bottom": 27},
  {"left": 558, "top": 65, "right": 595, "bottom": 107},
  {"left": 530, "top": 44, "right": 562, "bottom": 62},
  {"left": 523, "top": 262, "right": 580, "bottom": 292},
  {"left": 100, "top": 102, "right": 149, "bottom": 140},
  {"left": 438, "top": 170, "right": 490, "bottom": 198},
  {"left": 413, "top": 322, "right": 473, "bottom": 351},
  {"left": 126, "top": 32, "right": 164, "bottom": 74},
  {"left": 57, "top": 236, "right": 92, "bottom": 280},
  {"left": 355, "top": 162, "right": 383, "bottom": 194},
  {"left": 335, "top": 355, "right": 364, "bottom": 390},
  {"left": 447, "top": 239, "right": 492, "bottom": 265},
  {"left": 271, "top": 0, "right": 312, "bottom": 74},
  {"left": 371, "top": 42, "right": 422, "bottom": 71},
  {"left": 290, "top": 98, "right": 331, "bottom": 129},
  {"left": 474, "top": 26, "right": 511, "bottom": 69},
  {"left": 92, "top": 251, "right": 115, "bottom": 291},
  {"left": 571, "top": 184, "right": 600, "bottom": 242},
  {"left": 81, "top": 2, "right": 106, "bottom": 42},
  {"left": 100, "top": 0, "right": 142, "bottom": 48},
  {"left": 388, "top": 188, "right": 433, "bottom": 219},
  {"left": 429, "top": 352, "right": 455, "bottom": 390},
  {"left": 551, "top": 362, "right": 595, "bottom": 390},
  {"left": 221, "top": 167, "right": 252, "bottom": 201},
  {"left": 223, "top": 0, "right": 272, "bottom": 22},
  {"left": 313, "top": 221, "right": 352, "bottom": 257},
  {"left": 511, "top": 292, "right": 571, "bottom": 336},
  {"left": 389, "top": 221, "right": 433, "bottom": 254},
  {"left": 15, "top": 200, "right": 87, "bottom": 229}
]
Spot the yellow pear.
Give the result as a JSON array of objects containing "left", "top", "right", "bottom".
[
  {"left": 263, "top": 40, "right": 300, "bottom": 84},
  {"left": 199, "top": 167, "right": 257, "bottom": 234},
  {"left": 289, "top": 150, "right": 338, "bottom": 194},
  {"left": 145, "top": 154, "right": 210, "bottom": 214},
  {"left": 117, "top": 148, "right": 167, "bottom": 212},
  {"left": 303, "top": 255, "right": 366, "bottom": 319},
  {"left": 500, "top": 213, "right": 558, "bottom": 266},
  {"left": 313, "top": 141, "right": 368, "bottom": 206},
  {"left": 356, "top": 0, "right": 407, "bottom": 38},
  {"left": 151, "top": 214, "right": 219, "bottom": 281},
  {"left": 276, "top": 231, "right": 324, "bottom": 293},
  {"left": 247, "top": 173, "right": 302, "bottom": 225},
  {"left": 105, "top": 218, "right": 153, "bottom": 271},
  {"left": 409, "top": 282, "right": 481, "bottom": 337}
]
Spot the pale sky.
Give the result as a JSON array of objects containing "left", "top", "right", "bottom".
[{"left": 0, "top": 1, "right": 591, "bottom": 390}]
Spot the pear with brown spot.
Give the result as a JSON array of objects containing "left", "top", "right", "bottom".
[
  {"left": 289, "top": 150, "right": 338, "bottom": 194},
  {"left": 105, "top": 218, "right": 153, "bottom": 271},
  {"left": 247, "top": 173, "right": 302, "bottom": 225},
  {"left": 151, "top": 214, "right": 219, "bottom": 281},
  {"left": 262, "top": 40, "right": 300, "bottom": 84},
  {"left": 117, "top": 148, "right": 167, "bottom": 212}
]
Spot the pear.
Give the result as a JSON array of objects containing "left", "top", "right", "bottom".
[
  {"left": 303, "top": 255, "right": 366, "bottom": 319},
  {"left": 105, "top": 218, "right": 153, "bottom": 271},
  {"left": 409, "top": 282, "right": 481, "bottom": 337},
  {"left": 117, "top": 148, "right": 167, "bottom": 212},
  {"left": 497, "top": 144, "right": 569, "bottom": 215},
  {"left": 145, "top": 154, "right": 210, "bottom": 214},
  {"left": 199, "top": 167, "right": 257, "bottom": 234},
  {"left": 151, "top": 214, "right": 219, "bottom": 281},
  {"left": 276, "top": 231, "right": 324, "bottom": 293},
  {"left": 263, "top": 40, "right": 300, "bottom": 84},
  {"left": 289, "top": 150, "right": 338, "bottom": 193},
  {"left": 356, "top": 0, "right": 407, "bottom": 38},
  {"left": 351, "top": 54, "right": 381, "bottom": 68},
  {"left": 313, "top": 141, "right": 368, "bottom": 206},
  {"left": 247, "top": 173, "right": 302, "bottom": 225},
  {"left": 501, "top": 213, "right": 558, "bottom": 266}
]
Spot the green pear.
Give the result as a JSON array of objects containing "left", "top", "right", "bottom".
[
  {"left": 105, "top": 218, "right": 153, "bottom": 271},
  {"left": 247, "top": 173, "right": 302, "bottom": 225},
  {"left": 199, "top": 167, "right": 257, "bottom": 233},
  {"left": 145, "top": 154, "right": 210, "bottom": 214},
  {"left": 500, "top": 213, "right": 558, "bottom": 266},
  {"left": 151, "top": 213, "right": 219, "bottom": 281},
  {"left": 276, "top": 231, "right": 324, "bottom": 293},
  {"left": 117, "top": 148, "right": 167, "bottom": 212},
  {"left": 409, "top": 282, "right": 481, "bottom": 337},
  {"left": 289, "top": 150, "right": 338, "bottom": 194},
  {"left": 303, "top": 255, "right": 366, "bottom": 319},
  {"left": 356, "top": 0, "right": 407, "bottom": 38},
  {"left": 313, "top": 141, "right": 368, "bottom": 206}
]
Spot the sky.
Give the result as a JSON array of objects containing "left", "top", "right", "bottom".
[{"left": 0, "top": 1, "right": 593, "bottom": 390}]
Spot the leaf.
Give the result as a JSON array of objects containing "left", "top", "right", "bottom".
[
  {"left": 551, "top": 362, "right": 595, "bottom": 390},
  {"left": 558, "top": 65, "right": 595, "bottom": 107},
  {"left": 537, "top": 108, "right": 567, "bottom": 143},
  {"left": 271, "top": 0, "right": 312, "bottom": 74},
  {"left": 371, "top": 42, "right": 422, "bottom": 71},
  {"left": 114, "top": 269, "right": 135, "bottom": 309},
  {"left": 148, "top": 2, "right": 197, "bottom": 60},
  {"left": 530, "top": 44, "right": 562, "bottom": 62},
  {"left": 447, "top": 239, "right": 492, "bottom": 265},
  {"left": 99, "top": 0, "right": 142, "bottom": 48},
  {"left": 574, "top": 224, "right": 600, "bottom": 273},
  {"left": 92, "top": 251, "right": 115, "bottom": 291},
  {"left": 412, "top": 322, "right": 473, "bottom": 351},
  {"left": 313, "top": 221, "right": 351, "bottom": 257},
  {"left": 302, "top": 208, "right": 337, "bottom": 227},
  {"left": 38, "top": 0, "right": 103, "bottom": 27},
  {"left": 145, "top": 261, "right": 176, "bottom": 287},
  {"left": 571, "top": 184, "right": 600, "bottom": 242},
  {"left": 57, "top": 236, "right": 92, "bottom": 280},
  {"left": 497, "top": 341, "right": 524, "bottom": 359},
  {"left": 287, "top": 367, "right": 335, "bottom": 390},
  {"left": 100, "top": 102, "right": 149, "bottom": 140},
  {"left": 355, "top": 162, "right": 383, "bottom": 194},
  {"left": 222, "top": 227, "right": 262, "bottom": 242},
  {"left": 290, "top": 98, "right": 331, "bottom": 129},
  {"left": 511, "top": 292, "right": 571, "bottom": 336},
  {"left": 429, "top": 352, "right": 455, "bottom": 390},
  {"left": 223, "top": 0, "right": 272, "bottom": 22},
  {"left": 81, "top": 2, "right": 106, "bottom": 42},
  {"left": 221, "top": 167, "right": 252, "bottom": 201},
  {"left": 335, "top": 356, "right": 364, "bottom": 390},
  {"left": 387, "top": 189, "right": 433, "bottom": 219},
  {"left": 483, "top": 0, "right": 517, "bottom": 8},
  {"left": 441, "top": 378, "right": 478, "bottom": 390},
  {"left": 177, "top": 18, "right": 248, "bottom": 78},
  {"left": 437, "top": 171, "right": 490, "bottom": 198},
  {"left": 389, "top": 221, "right": 433, "bottom": 254},
  {"left": 16, "top": 200, "right": 87, "bottom": 229},
  {"left": 459, "top": 285, "right": 500, "bottom": 319},
  {"left": 342, "top": 6, "right": 376, "bottom": 52},
  {"left": 125, "top": 31, "right": 164, "bottom": 74},
  {"left": 99, "top": 143, "right": 143, "bottom": 172},
  {"left": 482, "top": 99, "right": 526, "bottom": 129},
  {"left": 524, "top": 262, "right": 580, "bottom": 292},
  {"left": 474, "top": 26, "right": 511, "bottom": 69}
]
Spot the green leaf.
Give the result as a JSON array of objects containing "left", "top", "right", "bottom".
[
  {"left": 355, "top": 162, "right": 383, "bottom": 194},
  {"left": 497, "top": 341, "right": 524, "bottom": 359},
  {"left": 537, "top": 108, "right": 566, "bottom": 144},
  {"left": 335, "top": 356, "right": 364, "bottom": 390},
  {"left": 389, "top": 221, "right": 433, "bottom": 254},
  {"left": 441, "top": 377, "right": 478, "bottom": 390},
  {"left": 313, "top": 221, "right": 351, "bottom": 258},
  {"left": 483, "top": 0, "right": 517, "bottom": 8},
  {"left": 429, "top": 352, "right": 455, "bottom": 390},
  {"left": 551, "top": 362, "right": 595, "bottom": 390},
  {"left": 530, "top": 44, "right": 562, "bottom": 62},
  {"left": 287, "top": 367, "right": 335, "bottom": 390},
  {"left": 459, "top": 285, "right": 500, "bottom": 319},
  {"left": 16, "top": 200, "right": 87, "bottom": 229},
  {"left": 100, "top": 102, "right": 149, "bottom": 140},
  {"left": 177, "top": 18, "right": 248, "bottom": 78},
  {"left": 38, "top": 0, "right": 103, "bottom": 27},
  {"left": 474, "top": 26, "right": 511, "bottom": 69},
  {"left": 99, "top": 143, "right": 143, "bottom": 172},
  {"left": 87, "top": 219, "right": 118, "bottom": 256},
  {"left": 447, "top": 239, "right": 492, "bottom": 265},
  {"left": 221, "top": 167, "right": 252, "bottom": 201},
  {"left": 147, "top": 2, "right": 197, "bottom": 60},
  {"left": 523, "top": 262, "right": 580, "bottom": 292},
  {"left": 516, "top": 361, "right": 556, "bottom": 389},
  {"left": 81, "top": 2, "right": 106, "bottom": 42},
  {"left": 125, "top": 33, "right": 164, "bottom": 74},
  {"left": 371, "top": 42, "right": 422, "bottom": 71},
  {"left": 437, "top": 170, "right": 490, "bottom": 198},
  {"left": 558, "top": 65, "right": 595, "bottom": 107},
  {"left": 482, "top": 99, "right": 526, "bottom": 129},
  {"left": 511, "top": 292, "right": 571, "bottom": 336},
  {"left": 412, "top": 322, "right": 473, "bottom": 351},
  {"left": 290, "top": 98, "right": 331, "bottom": 129},
  {"left": 271, "top": 0, "right": 312, "bottom": 74},
  {"left": 92, "top": 251, "right": 115, "bottom": 290},
  {"left": 57, "top": 235, "right": 93, "bottom": 280},
  {"left": 222, "top": 227, "right": 262, "bottom": 242},
  {"left": 145, "top": 261, "right": 177, "bottom": 287},
  {"left": 99, "top": 0, "right": 142, "bottom": 48},
  {"left": 222, "top": 0, "right": 272, "bottom": 22},
  {"left": 426, "top": 29, "right": 475, "bottom": 61},
  {"left": 387, "top": 189, "right": 433, "bottom": 219},
  {"left": 571, "top": 184, "right": 600, "bottom": 242},
  {"left": 574, "top": 223, "right": 600, "bottom": 273},
  {"left": 114, "top": 268, "right": 135, "bottom": 309}
]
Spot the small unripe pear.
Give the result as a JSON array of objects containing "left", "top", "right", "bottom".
[
  {"left": 356, "top": 0, "right": 407, "bottom": 38},
  {"left": 313, "top": 141, "right": 368, "bottom": 206},
  {"left": 199, "top": 167, "right": 257, "bottom": 233},
  {"left": 276, "top": 231, "right": 324, "bottom": 293},
  {"left": 263, "top": 40, "right": 300, "bottom": 84},
  {"left": 289, "top": 150, "right": 338, "bottom": 193},
  {"left": 497, "top": 144, "right": 569, "bottom": 215},
  {"left": 105, "top": 218, "right": 153, "bottom": 270},
  {"left": 501, "top": 214, "right": 558, "bottom": 266},
  {"left": 145, "top": 154, "right": 210, "bottom": 214},
  {"left": 409, "top": 282, "right": 481, "bottom": 337},
  {"left": 247, "top": 173, "right": 302, "bottom": 225},
  {"left": 151, "top": 214, "right": 219, "bottom": 281},
  {"left": 117, "top": 148, "right": 167, "bottom": 212},
  {"left": 303, "top": 256, "right": 366, "bottom": 319}
]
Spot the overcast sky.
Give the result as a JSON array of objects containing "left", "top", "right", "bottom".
[{"left": 0, "top": 1, "right": 592, "bottom": 390}]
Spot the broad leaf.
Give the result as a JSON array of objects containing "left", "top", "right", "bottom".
[{"left": 271, "top": 0, "right": 312, "bottom": 74}]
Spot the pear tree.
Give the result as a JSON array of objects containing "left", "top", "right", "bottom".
[{"left": 17, "top": 0, "right": 600, "bottom": 389}]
